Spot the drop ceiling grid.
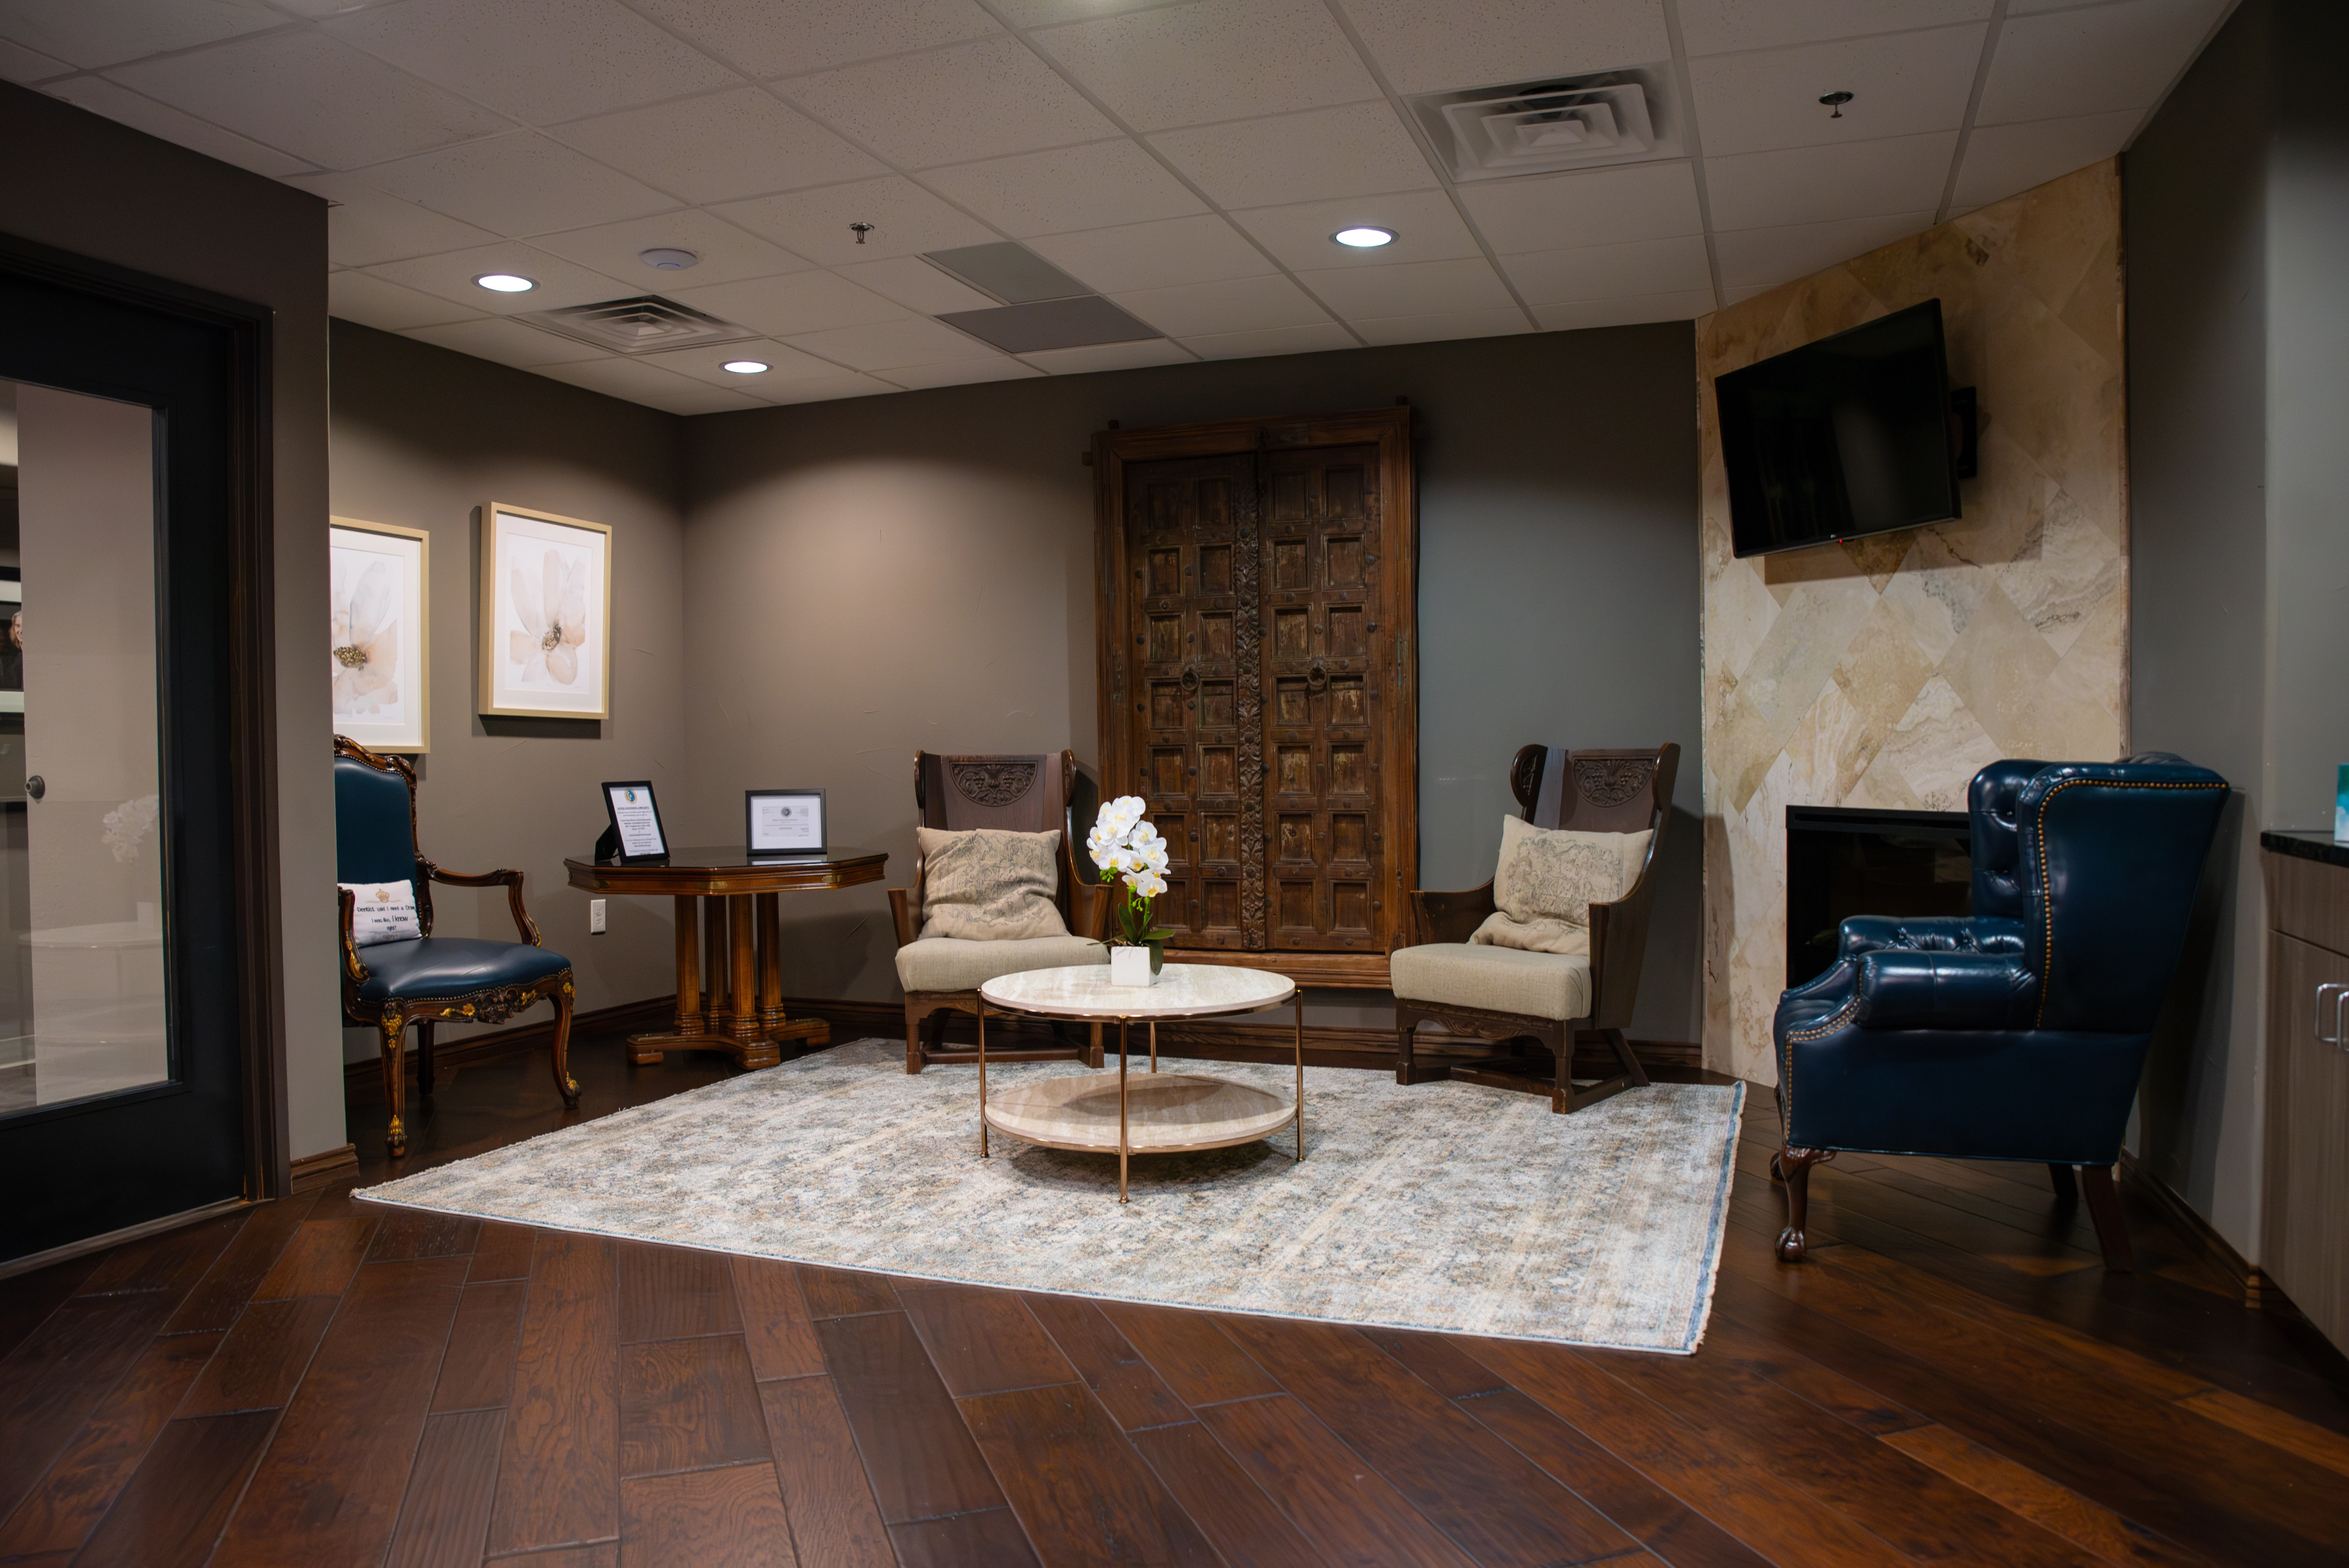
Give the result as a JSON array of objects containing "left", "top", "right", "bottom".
[{"left": 1, "top": 0, "right": 2238, "bottom": 410}]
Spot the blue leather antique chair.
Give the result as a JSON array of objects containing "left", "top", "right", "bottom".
[
  {"left": 1771, "top": 755, "right": 2227, "bottom": 1269},
  {"left": 335, "top": 737, "right": 578, "bottom": 1156}
]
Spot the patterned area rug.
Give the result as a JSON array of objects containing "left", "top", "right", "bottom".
[{"left": 359, "top": 1040, "right": 1744, "bottom": 1354}]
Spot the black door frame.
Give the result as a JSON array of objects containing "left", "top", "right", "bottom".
[{"left": 0, "top": 228, "right": 289, "bottom": 1257}]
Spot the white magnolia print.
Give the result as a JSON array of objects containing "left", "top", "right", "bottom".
[
  {"left": 509, "top": 546, "right": 588, "bottom": 687},
  {"left": 330, "top": 558, "right": 400, "bottom": 715}
]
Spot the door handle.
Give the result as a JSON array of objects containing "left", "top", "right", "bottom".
[{"left": 2319, "top": 983, "right": 2347, "bottom": 1045}]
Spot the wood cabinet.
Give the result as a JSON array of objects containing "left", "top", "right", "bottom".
[
  {"left": 2262, "top": 844, "right": 2349, "bottom": 1351},
  {"left": 1093, "top": 409, "right": 1417, "bottom": 988}
]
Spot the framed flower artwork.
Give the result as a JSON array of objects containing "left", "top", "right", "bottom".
[
  {"left": 477, "top": 502, "right": 612, "bottom": 720},
  {"left": 328, "top": 516, "right": 429, "bottom": 752}
]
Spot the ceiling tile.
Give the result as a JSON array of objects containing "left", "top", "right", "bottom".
[
  {"left": 1031, "top": 0, "right": 1378, "bottom": 133},
  {"left": 880, "top": 359, "right": 1046, "bottom": 390},
  {"left": 923, "top": 140, "right": 1206, "bottom": 237},
  {"left": 322, "top": 0, "right": 740, "bottom": 126},
  {"left": 104, "top": 29, "right": 509, "bottom": 171},
  {"left": 664, "top": 269, "right": 906, "bottom": 338},
  {"left": 1111, "top": 274, "right": 1332, "bottom": 337},
  {"left": 41, "top": 77, "right": 317, "bottom": 178},
  {"left": 713, "top": 176, "right": 1000, "bottom": 265},
  {"left": 1951, "top": 110, "right": 2140, "bottom": 210},
  {"left": 1027, "top": 215, "right": 1276, "bottom": 294},
  {"left": 403, "top": 316, "right": 609, "bottom": 368},
  {"left": 832, "top": 255, "right": 999, "bottom": 314},
  {"left": 363, "top": 241, "right": 632, "bottom": 314},
  {"left": 784, "top": 315, "right": 1003, "bottom": 370},
  {"left": 752, "top": 372, "right": 901, "bottom": 404},
  {"left": 1177, "top": 321, "right": 1360, "bottom": 359},
  {"left": 0, "top": 38, "right": 71, "bottom": 82},
  {"left": 1688, "top": 25, "right": 1986, "bottom": 157},
  {"left": 1500, "top": 234, "right": 1712, "bottom": 304},
  {"left": 0, "top": 0, "right": 285, "bottom": 70},
  {"left": 328, "top": 270, "right": 485, "bottom": 332},
  {"left": 363, "top": 132, "right": 680, "bottom": 236},
  {"left": 530, "top": 209, "right": 809, "bottom": 288},
  {"left": 1530, "top": 289, "right": 1716, "bottom": 331},
  {"left": 1334, "top": 0, "right": 1672, "bottom": 97},
  {"left": 634, "top": 339, "right": 853, "bottom": 386},
  {"left": 781, "top": 36, "right": 1117, "bottom": 169},
  {"left": 994, "top": 0, "right": 1160, "bottom": 25},
  {"left": 1230, "top": 189, "right": 1480, "bottom": 272},
  {"left": 1454, "top": 161, "right": 1702, "bottom": 252},
  {"left": 1021, "top": 339, "right": 1194, "bottom": 375},
  {"left": 1974, "top": 0, "right": 2227, "bottom": 126},
  {"left": 1294, "top": 256, "right": 1514, "bottom": 319},
  {"left": 1713, "top": 210, "right": 1935, "bottom": 288},
  {"left": 536, "top": 356, "right": 765, "bottom": 414},
  {"left": 288, "top": 173, "right": 506, "bottom": 267},
  {"left": 626, "top": 0, "right": 999, "bottom": 78},
  {"left": 553, "top": 89, "right": 886, "bottom": 205},
  {"left": 1704, "top": 131, "right": 1957, "bottom": 230},
  {"left": 1350, "top": 306, "right": 1532, "bottom": 346},
  {"left": 1151, "top": 102, "right": 1435, "bottom": 210},
  {"left": 1678, "top": 0, "right": 1991, "bottom": 55}
]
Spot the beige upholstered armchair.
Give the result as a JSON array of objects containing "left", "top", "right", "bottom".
[
  {"left": 1389, "top": 744, "right": 1679, "bottom": 1113},
  {"left": 889, "top": 750, "right": 1108, "bottom": 1074}
]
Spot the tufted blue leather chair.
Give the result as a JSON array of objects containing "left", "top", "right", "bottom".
[
  {"left": 336, "top": 736, "right": 578, "bottom": 1156},
  {"left": 1771, "top": 754, "right": 2227, "bottom": 1268}
]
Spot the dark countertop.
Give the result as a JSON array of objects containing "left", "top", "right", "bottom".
[{"left": 2260, "top": 829, "right": 2349, "bottom": 869}]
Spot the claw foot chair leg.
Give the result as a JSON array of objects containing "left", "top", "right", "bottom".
[
  {"left": 551, "top": 984, "right": 580, "bottom": 1105},
  {"left": 1775, "top": 1146, "right": 1835, "bottom": 1261},
  {"left": 379, "top": 1013, "right": 408, "bottom": 1158}
]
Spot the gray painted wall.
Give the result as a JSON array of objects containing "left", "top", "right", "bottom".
[
  {"left": 679, "top": 325, "right": 1704, "bottom": 1040},
  {"left": 328, "top": 322, "right": 689, "bottom": 1063},
  {"left": 0, "top": 83, "right": 342, "bottom": 1162}
]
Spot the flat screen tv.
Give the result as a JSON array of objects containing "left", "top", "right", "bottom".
[{"left": 1715, "top": 299, "right": 1963, "bottom": 559}]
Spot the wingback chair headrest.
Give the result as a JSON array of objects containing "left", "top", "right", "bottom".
[
  {"left": 1992, "top": 753, "right": 2227, "bottom": 1034},
  {"left": 1510, "top": 744, "right": 1680, "bottom": 837},
  {"left": 914, "top": 751, "right": 1075, "bottom": 835},
  {"left": 1966, "top": 758, "right": 2045, "bottom": 922},
  {"left": 334, "top": 747, "right": 421, "bottom": 887}
]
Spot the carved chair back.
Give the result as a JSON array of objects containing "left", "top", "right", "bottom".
[
  {"left": 913, "top": 751, "right": 1081, "bottom": 919},
  {"left": 335, "top": 736, "right": 437, "bottom": 936},
  {"left": 1506, "top": 743, "right": 1681, "bottom": 1029}
]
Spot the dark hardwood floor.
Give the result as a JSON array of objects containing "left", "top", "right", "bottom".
[{"left": 4, "top": 1025, "right": 2347, "bottom": 1567}]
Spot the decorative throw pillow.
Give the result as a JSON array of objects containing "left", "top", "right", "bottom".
[
  {"left": 341, "top": 879, "right": 422, "bottom": 946},
  {"left": 917, "top": 827, "right": 1069, "bottom": 941},
  {"left": 1471, "top": 816, "right": 1651, "bottom": 956}
]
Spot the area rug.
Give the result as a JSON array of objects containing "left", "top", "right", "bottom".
[{"left": 357, "top": 1039, "right": 1744, "bottom": 1353}]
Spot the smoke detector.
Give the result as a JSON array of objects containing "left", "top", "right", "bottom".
[
  {"left": 1408, "top": 67, "right": 1682, "bottom": 180},
  {"left": 516, "top": 295, "right": 755, "bottom": 354}
]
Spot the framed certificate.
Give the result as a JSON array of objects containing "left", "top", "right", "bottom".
[
  {"left": 601, "top": 780, "right": 668, "bottom": 862},
  {"left": 480, "top": 501, "right": 612, "bottom": 720},
  {"left": 747, "top": 788, "right": 826, "bottom": 856}
]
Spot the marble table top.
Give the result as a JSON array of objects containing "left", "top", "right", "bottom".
[{"left": 980, "top": 963, "right": 1297, "bottom": 1019}]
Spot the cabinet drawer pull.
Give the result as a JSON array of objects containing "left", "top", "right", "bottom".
[{"left": 2320, "top": 983, "right": 2349, "bottom": 1047}]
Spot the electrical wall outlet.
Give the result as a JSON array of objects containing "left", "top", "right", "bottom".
[{"left": 589, "top": 898, "right": 607, "bottom": 934}]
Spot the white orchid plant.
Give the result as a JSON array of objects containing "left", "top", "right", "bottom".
[{"left": 1087, "top": 795, "right": 1175, "bottom": 950}]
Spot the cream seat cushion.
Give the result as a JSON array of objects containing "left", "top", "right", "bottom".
[
  {"left": 896, "top": 935, "right": 1107, "bottom": 994},
  {"left": 1472, "top": 815, "right": 1651, "bottom": 955},
  {"left": 1389, "top": 942, "right": 1593, "bottom": 1021}
]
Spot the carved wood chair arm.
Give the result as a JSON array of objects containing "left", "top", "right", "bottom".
[
  {"left": 1587, "top": 866, "right": 1661, "bottom": 1030},
  {"left": 425, "top": 863, "right": 542, "bottom": 946},
  {"left": 888, "top": 887, "right": 920, "bottom": 948},
  {"left": 1068, "top": 879, "right": 1110, "bottom": 942},
  {"left": 338, "top": 887, "right": 372, "bottom": 985},
  {"left": 1411, "top": 882, "right": 1496, "bottom": 946}
]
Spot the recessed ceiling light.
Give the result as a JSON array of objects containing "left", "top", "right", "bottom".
[
  {"left": 721, "top": 360, "right": 769, "bottom": 375},
  {"left": 474, "top": 272, "right": 535, "bottom": 292},
  {"left": 639, "top": 248, "right": 700, "bottom": 270},
  {"left": 1332, "top": 226, "right": 1396, "bottom": 249}
]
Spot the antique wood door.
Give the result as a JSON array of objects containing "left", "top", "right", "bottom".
[{"left": 1095, "top": 410, "right": 1416, "bottom": 987}]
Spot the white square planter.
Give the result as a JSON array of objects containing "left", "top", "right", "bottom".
[{"left": 1108, "top": 946, "right": 1156, "bottom": 986}]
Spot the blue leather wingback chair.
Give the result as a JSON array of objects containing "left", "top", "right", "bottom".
[
  {"left": 1771, "top": 755, "right": 2226, "bottom": 1269},
  {"left": 336, "top": 737, "right": 578, "bottom": 1156}
]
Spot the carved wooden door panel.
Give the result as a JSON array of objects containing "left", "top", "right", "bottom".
[{"left": 1261, "top": 443, "right": 1385, "bottom": 957}]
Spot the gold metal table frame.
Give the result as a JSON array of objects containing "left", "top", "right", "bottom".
[{"left": 974, "top": 965, "right": 1303, "bottom": 1203}]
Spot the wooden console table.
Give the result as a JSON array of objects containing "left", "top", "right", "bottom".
[{"left": 566, "top": 846, "right": 888, "bottom": 1070}]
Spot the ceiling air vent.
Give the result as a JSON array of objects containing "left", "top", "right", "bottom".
[
  {"left": 1408, "top": 67, "right": 1683, "bottom": 181},
  {"left": 518, "top": 295, "right": 754, "bottom": 354}
]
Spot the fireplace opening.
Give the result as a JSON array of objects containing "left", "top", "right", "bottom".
[{"left": 1785, "top": 805, "right": 1972, "bottom": 989}]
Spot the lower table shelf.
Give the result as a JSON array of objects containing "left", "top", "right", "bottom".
[{"left": 983, "top": 1071, "right": 1294, "bottom": 1155}]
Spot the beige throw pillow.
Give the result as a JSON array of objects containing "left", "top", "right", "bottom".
[
  {"left": 1472, "top": 815, "right": 1652, "bottom": 956},
  {"left": 917, "top": 826, "right": 1069, "bottom": 941}
]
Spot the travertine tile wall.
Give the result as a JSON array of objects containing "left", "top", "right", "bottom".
[{"left": 1697, "top": 161, "right": 2127, "bottom": 1084}]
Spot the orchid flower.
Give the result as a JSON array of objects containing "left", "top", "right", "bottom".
[{"left": 330, "top": 560, "right": 400, "bottom": 716}]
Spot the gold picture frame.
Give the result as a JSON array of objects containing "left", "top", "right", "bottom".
[
  {"left": 328, "top": 515, "right": 430, "bottom": 753},
  {"left": 477, "top": 501, "right": 613, "bottom": 721}
]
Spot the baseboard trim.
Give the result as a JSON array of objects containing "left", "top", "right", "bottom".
[
  {"left": 2116, "top": 1148, "right": 2275, "bottom": 1311},
  {"left": 1, "top": 1196, "right": 250, "bottom": 1282},
  {"left": 290, "top": 1143, "right": 357, "bottom": 1192}
]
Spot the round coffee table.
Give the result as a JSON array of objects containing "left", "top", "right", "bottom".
[{"left": 975, "top": 964, "right": 1301, "bottom": 1202}]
